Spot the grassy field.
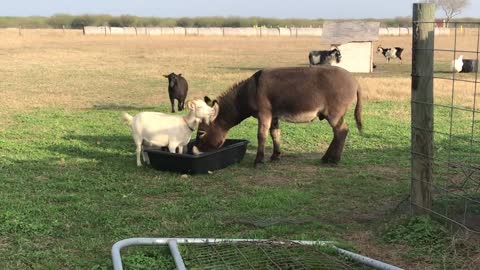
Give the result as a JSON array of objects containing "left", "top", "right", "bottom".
[{"left": 1, "top": 30, "right": 480, "bottom": 269}]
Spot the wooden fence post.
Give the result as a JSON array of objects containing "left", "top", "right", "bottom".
[{"left": 411, "top": 3, "right": 435, "bottom": 214}]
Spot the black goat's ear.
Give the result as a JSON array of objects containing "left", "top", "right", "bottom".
[
  {"left": 204, "top": 96, "right": 213, "bottom": 106},
  {"left": 163, "top": 75, "right": 169, "bottom": 78},
  {"left": 178, "top": 73, "right": 182, "bottom": 77}
]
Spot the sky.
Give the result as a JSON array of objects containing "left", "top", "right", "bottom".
[{"left": 2, "top": 0, "right": 480, "bottom": 19}]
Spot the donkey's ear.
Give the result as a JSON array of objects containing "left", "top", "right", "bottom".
[{"left": 204, "top": 96, "right": 213, "bottom": 106}]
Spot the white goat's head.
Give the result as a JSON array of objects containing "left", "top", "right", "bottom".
[{"left": 186, "top": 98, "right": 219, "bottom": 125}]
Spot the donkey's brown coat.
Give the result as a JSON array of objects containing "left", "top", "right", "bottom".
[{"left": 196, "top": 66, "right": 362, "bottom": 166}]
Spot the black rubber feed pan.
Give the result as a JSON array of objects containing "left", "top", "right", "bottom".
[{"left": 143, "top": 139, "right": 249, "bottom": 174}]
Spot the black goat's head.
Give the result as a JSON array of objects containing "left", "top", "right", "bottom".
[
  {"left": 163, "top": 72, "right": 182, "bottom": 88},
  {"left": 330, "top": 47, "right": 342, "bottom": 63}
]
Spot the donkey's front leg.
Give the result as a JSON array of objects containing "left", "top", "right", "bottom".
[
  {"left": 270, "top": 118, "right": 281, "bottom": 161},
  {"left": 255, "top": 113, "right": 272, "bottom": 167}
]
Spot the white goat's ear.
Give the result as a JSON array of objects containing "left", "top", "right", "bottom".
[
  {"left": 186, "top": 100, "right": 195, "bottom": 110},
  {"left": 210, "top": 102, "right": 220, "bottom": 122}
]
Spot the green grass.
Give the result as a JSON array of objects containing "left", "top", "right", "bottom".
[
  {"left": 0, "top": 99, "right": 478, "bottom": 268},
  {"left": 0, "top": 101, "right": 408, "bottom": 268}
]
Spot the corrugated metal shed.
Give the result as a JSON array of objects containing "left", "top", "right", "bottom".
[{"left": 322, "top": 21, "right": 380, "bottom": 44}]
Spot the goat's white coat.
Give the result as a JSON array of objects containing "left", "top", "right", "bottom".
[
  {"left": 122, "top": 99, "right": 219, "bottom": 166},
  {"left": 451, "top": 55, "right": 464, "bottom": 73},
  {"left": 377, "top": 46, "right": 400, "bottom": 63}
]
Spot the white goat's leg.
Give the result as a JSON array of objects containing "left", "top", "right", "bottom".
[
  {"left": 167, "top": 144, "right": 178, "bottom": 153},
  {"left": 177, "top": 145, "right": 184, "bottom": 154},
  {"left": 135, "top": 143, "right": 142, "bottom": 167},
  {"left": 142, "top": 148, "right": 150, "bottom": 165}
]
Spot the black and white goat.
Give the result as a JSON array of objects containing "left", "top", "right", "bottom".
[
  {"left": 377, "top": 45, "right": 404, "bottom": 64},
  {"left": 308, "top": 47, "right": 342, "bottom": 67}
]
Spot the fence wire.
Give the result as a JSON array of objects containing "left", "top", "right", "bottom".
[
  {"left": 411, "top": 21, "right": 480, "bottom": 234},
  {"left": 179, "top": 240, "right": 369, "bottom": 270}
]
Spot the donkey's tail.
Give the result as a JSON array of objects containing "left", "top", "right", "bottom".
[
  {"left": 354, "top": 85, "right": 363, "bottom": 134},
  {"left": 121, "top": 112, "right": 133, "bottom": 125}
]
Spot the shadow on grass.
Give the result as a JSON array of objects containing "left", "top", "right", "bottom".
[
  {"left": 45, "top": 134, "right": 133, "bottom": 162},
  {"left": 93, "top": 103, "right": 158, "bottom": 111},
  {"left": 210, "top": 66, "right": 267, "bottom": 71}
]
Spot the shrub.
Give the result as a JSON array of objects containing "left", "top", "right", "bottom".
[{"left": 71, "top": 15, "right": 96, "bottom": 29}]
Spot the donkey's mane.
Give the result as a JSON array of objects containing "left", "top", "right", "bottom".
[
  {"left": 217, "top": 79, "right": 249, "bottom": 103},
  {"left": 212, "top": 78, "right": 251, "bottom": 126}
]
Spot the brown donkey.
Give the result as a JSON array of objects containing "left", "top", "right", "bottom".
[{"left": 194, "top": 66, "right": 362, "bottom": 166}]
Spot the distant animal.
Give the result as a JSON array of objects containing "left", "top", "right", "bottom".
[
  {"left": 308, "top": 47, "right": 342, "bottom": 66},
  {"left": 194, "top": 66, "right": 362, "bottom": 167},
  {"left": 164, "top": 73, "right": 188, "bottom": 113},
  {"left": 377, "top": 45, "right": 404, "bottom": 64},
  {"left": 122, "top": 98, "right": 219, "bottom": 166},
  {"left": 451, "top": 55, "right": 464, "bottom": 73}
]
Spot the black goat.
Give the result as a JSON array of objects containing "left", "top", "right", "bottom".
[
  {"left": 163, "top": 73, "right": 188, "bottom": 113},
  {"left": 377, "top": 45, "right": 404, "bottom": 64},
  {"left": 308, "top": 47, "right": 342, "bottom": 67}
]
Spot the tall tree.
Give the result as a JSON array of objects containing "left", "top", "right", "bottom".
[{"left": 427, "top": 0, "right": 471, "bottom": 25}]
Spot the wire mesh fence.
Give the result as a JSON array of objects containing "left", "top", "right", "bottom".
[
  {"left": 180, "top": 240, "right": 359, "bottom": 270},
  {"left": 112, "top": 238, "right": 388, "bottom": 270},
  {"left": 411, "top": 15, "right": 480, "bottom": 234}
]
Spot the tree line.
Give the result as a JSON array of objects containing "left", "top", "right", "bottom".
[
  {"left": 0, "top": 14, "right": 421, "bottom": 29},
  {"left": 0, "top": 14, "right": 477, "bottom": 29}
]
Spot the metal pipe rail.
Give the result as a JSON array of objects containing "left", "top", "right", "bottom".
[{"left": 111, "top": 237, "right": 403, "bottom": 270}]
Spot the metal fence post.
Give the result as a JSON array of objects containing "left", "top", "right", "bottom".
[{"left": 411, "top": 3, "right": 435, "bottom": 214}]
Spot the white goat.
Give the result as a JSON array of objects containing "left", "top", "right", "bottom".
[
  {"left": 451, "top": 55, "right": 464, "bottom": 73},
  {"left": 122, "top": 98, "right": 219, "bottom": 166}
]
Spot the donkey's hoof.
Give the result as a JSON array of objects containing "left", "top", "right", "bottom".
[
  {"left": 321, "top": 156, "right": 339, "bottom": 165},
  {"left": 253, "top": 160, "right": 264, "bottom": 167},
  {"left": 270, "top": 154, "right": 281, "bottom": 161}
]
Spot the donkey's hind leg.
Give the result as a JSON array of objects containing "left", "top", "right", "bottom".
[
  {"left": 322, "top": 115, "right": 349, "bottom": 164},
  {"left": 270, "top": 117, "right": 281, "bottom": 161},
  {"left": 255, "top": 112, "right": 272, "bottom": 166}
]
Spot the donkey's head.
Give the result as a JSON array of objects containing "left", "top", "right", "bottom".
[{"left": 193, "top": 96, "right": 227, "bottom": 154}]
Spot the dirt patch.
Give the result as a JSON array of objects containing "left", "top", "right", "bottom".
[
  {"left": 0, "top": 237, "right": 10, "bottom": 251},
  {"left": 238, "top": 174, "right": 296, "bottom": 186},
  {"left": 344, "top": 231, "right": 435, "bottom": 270},
  {"left": 361, "top": 164, "right": 409, "bottom": 181}
]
